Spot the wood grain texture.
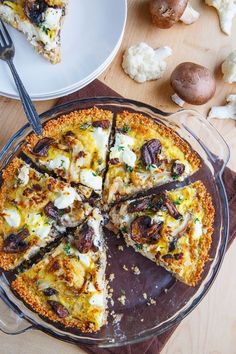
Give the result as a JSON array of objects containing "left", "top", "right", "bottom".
[{"left": 0, "top": 0, "right": 235, "bottom": 353}]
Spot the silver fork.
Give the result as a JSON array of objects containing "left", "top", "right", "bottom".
[{"left": 0, "top": 20, "right": 43, "bottom": 135}]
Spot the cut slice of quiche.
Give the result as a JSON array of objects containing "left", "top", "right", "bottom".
[
  {"left": 12, "top": 208, "right": 107, "bottom": 332},
  {"left": 103, "top": 111, "right": 201, "bottom": 204},
  {"left": 0, "top": 157, "right": 92, "bottom": 270},
  {"left": 23, "top": 108, "right": 113, "bottom": 199},
  {"left": 0, "top": 0, "right": 68, "bottom": 64},
  {"left": 109, "top": 181, "right": 214, "bottom": 286}
]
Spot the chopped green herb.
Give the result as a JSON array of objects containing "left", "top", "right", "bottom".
[
  {"left": 98, "top": 158, "right": 103, "bottom": 165},
  {"left": 92, "top": 171, "right": 98, "bottom": 177},
  {"left": 118, "top": 145, "right": 125, "bottom": 152},
  {"left": 35, "top": 280, "right": 40, "bottom": 286},
  {"left": 80, "top": 123, "right": 91, "bottom": 130},
  {"left": 64, "top": 243, "right": 71, "bottom": 256},
  {"left": 122, "top": 124, "right": 131, "bottom": 133},
  {"left": 172, "top": 173, "right": 178, "bottom": 180},
  {"left": 134, "top": 243, "right": 143, "bottom": 250},
  {"left": 121, "top": 226, "right": 128, "bottom": 233},
  {"left": 194, "top": 217, "right": 200, "bottom": 223},
  {"left": 125, "top": 165, "right": 133, "bottom": 173},
  {"left": 146, "top": 164, "right": 157, "bottom": 171},
  {"left": 173, "top": 197, "right": 184, "bottom": 205},
  {"left": 40, "top": 25, "right": 49, "bottom": 35}
]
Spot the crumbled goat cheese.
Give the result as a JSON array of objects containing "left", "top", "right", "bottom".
[{"left": 122, "top": 42, "right": 172, "bottom": 83}]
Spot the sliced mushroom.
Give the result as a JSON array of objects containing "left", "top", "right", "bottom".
[
  {"left": 24, "top": 0, "right": 47, "bottom": 25},
  {"left": 131, "top": 216, "right": 163, "bottom": 243},
  {"left": 128, "top": 198, "right": 150, "bottom": 213},
  {"left": 3, "top": 228, "right": 29, "bottom": 253},
  {"left": 171, "top": 62, "right": 216, "bottom": 106},
  {"left": 73, "top": 222, "right": 94, "bottom": 254},
  {"left": 141, "top": 139, "right": 162, "bottom": 166},
  {"left": 165, "top": 198, "right": 182, "bottom": 219},
  {"left": 92, "top": 120, "right": 110, "bottom": 129},
  {"left": 43, "top": 202, "right": 59, "bottom": 220},
  {"left": 32, "top": 137, "right": 55, "bottom": 157},
  {"left": 162, "top": 252, "right": 184, "bottom": 261},
  {"left": 43, "top": 287, "right": 58, "bottom": 296},
  {"left": 48, "top": 300, "right": 69, "bottom": 318},
  {"left": 171, "top": 161, "right": 185, "bottom": 177}
]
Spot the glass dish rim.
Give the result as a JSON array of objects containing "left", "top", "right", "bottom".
[{"left": 0, "top": 96, "right": 230, "bottom": 348}]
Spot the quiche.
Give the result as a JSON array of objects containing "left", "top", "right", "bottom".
[
  {"left": 0, "top": 0, "right": 67, "bottom": 64},
  {"left": 23, "top": 108, "right": 113, "bottom": 199},
  {"left": 109, "top": 181, "right": 214, "bottom": 286},
  {"left": 12, "top": 208, "right": 107, "bottom": 332},
  {"left": 103, "top": 111, "right": 201, "bottom": 204},
  {"left": 0, "top": 157, "right": 92, "bottom": 270}
]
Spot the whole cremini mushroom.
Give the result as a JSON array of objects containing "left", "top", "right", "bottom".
[
  {"left": 149, "top": 0, "right": 199, "bottom": 29},
  {"left": 170, "top": 62, "right": 216, "bottom": 106}
]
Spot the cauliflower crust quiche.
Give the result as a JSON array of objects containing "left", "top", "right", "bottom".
[
  {"left": 0, "top": 107, "right": 215, "bottom": 332},
  {"left": 103, "top": 111, "right": 201, "bottom": 204},
  {"left": 0, "top": 0, "right": 67, "bottom": 64}
]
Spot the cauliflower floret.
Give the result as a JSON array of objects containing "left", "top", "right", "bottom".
[
  {"left": 205, "top": 0, "right": 236, "bottom": 35},
  {"left": 180, "top": 4, "right": 200, "bottom": 25},
  {"left": 122, "top": 42, "right": 172, "bottom": 83},
  {"left": 208, "top": 94, "right": 236, "bottom": 120},
  {"left": 222, "top": 50, "right": 236, "bottom": 83}
]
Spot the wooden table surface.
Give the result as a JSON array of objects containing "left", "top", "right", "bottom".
[{"left": 0, "top": 1, "right": 236, "bottom": 353}]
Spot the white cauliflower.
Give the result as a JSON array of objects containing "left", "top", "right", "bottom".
[
  {"left": 180, "top": 4, "right": 200, "bottom": 25},
  {"left": 205, "top": 0, "right": 236, "bottom": 35},
  {"left": 122, "top": 42, "right": 172, "bottom": 83},
  {"left": 222, "top": 50, "right": 236, "bottom": 83},
  {"left": 208, "top": 94, "right": 236, "bottom": 120}
]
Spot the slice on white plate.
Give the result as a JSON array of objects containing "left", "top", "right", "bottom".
[{"left": 0, "top": 0, "right": 68, "bottom": 63}]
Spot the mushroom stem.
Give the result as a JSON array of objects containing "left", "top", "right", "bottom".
[
  {"left": 208, "top": 95, "right": 236, "bottom": 120},
  {"left": 180, "top": 4, "right": 200, "bottom": 24},
  {"left": 171, "top": 93, "right": 186, "bottom": 107}
]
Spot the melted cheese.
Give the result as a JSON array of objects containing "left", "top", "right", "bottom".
[
  {"left": 80, "top": 169, "right": 102, "bottom": 190},
  {"left": 46, "top": 155, "right": 70, "bottom": 171},
  {"left": 54, "top": 186, "right": 78, "bottom": 209},
  {"left": 110, "top": 133, "right": 136, "bottom": 167},
  {"left": 93, "top": 127, "right": 109, "bottom": 159},
  {"left": 26, "top": 213, "right": 51, "bottom": 239},
  {"left": 89, "top": 293, "right": 104, "bottom": 307},
  {"left": 17, "top": 165, "right": 30, "bottom": 186},
  {"left": 3, "top": 208, "right": 21, "bottom": 228}
]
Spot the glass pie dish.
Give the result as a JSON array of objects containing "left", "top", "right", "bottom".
[{"left": 0, "top": 97, "right": 230, "bottom": 348}]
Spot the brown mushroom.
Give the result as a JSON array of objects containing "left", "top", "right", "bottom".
[
  {"left": 149, "top": 0, "right": 199, "bottom": 29},
  {"left": 170, "top": 62, "right": 216, "bottom": 106}
]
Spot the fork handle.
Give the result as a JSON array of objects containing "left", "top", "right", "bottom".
[{"left": 6, "top": 59, "right": 43, "bottom": 136}]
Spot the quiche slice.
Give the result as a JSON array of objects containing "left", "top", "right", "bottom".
[
  {"left": 0, "top": 157, "right": 92, "bottom": 270},
  {"left": 23, "top": 108, "right": 113, "bottom": 199},
  {"left": 12, "top": 208, "right": 107, "bottom": 332},
  {"left": 103, "top": 111, "right": 201, "bottom": 204},
  {"left": 109, "top": 181, "right": 215, "bottom": 286},
  {"left": 0, "top": 0, "right": 67, "bottom": 64}
]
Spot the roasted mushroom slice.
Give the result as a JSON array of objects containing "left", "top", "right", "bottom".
[
  {"left": 3, "top": 228, "right": 29, "bottom": 253},
  {"left": 48, "top": 300, "right": 69, "bottom": 318},
  {"left": 131, "top": 216, "right": 163, "bottom": 243},
  {"left": 128, "top": 198, "right": 150, "bottom": 213},
  {"left": 24, "top": 0, "right": 48, "bottom": 25},
  {"left": 141, "top": 139, "right": 162, "bottom": 167},
  {"left": 171, "top": 161, "right": 185, "bottom": 177},
  {"left": 92, "top": 120, "right": 111, "bottom": 129},
  {"left": 73, "top": 222, "right": 94, "bottom": 254},
  {"left": 32, "top": 137, "right": 55, "bottom": 157}
]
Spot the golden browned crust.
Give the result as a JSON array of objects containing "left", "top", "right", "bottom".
[
  {"left": 116, "top": 111, "right": 201, "bottom": 170},
  {"left": 24, "top": 107, "right": 113, "bottom": 150},
  {"left": 156, "top": 181, "right": 214, "bottom": 286},
  {"left": 12, "top": 277, "right": 98, "bottom": 332}
]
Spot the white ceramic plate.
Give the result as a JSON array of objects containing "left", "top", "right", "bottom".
[{"left": 0, "top": 0, "right": 127, "bottom": 100}]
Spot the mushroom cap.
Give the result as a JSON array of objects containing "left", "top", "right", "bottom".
[
  {"left": 149, "top": 0, "right": 188, "bottom": 29},
  {"left": 170, "top": 62, "right": 216, "bottom": 105}
]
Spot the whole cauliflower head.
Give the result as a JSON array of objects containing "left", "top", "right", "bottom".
[
  {"left": 222, "top": 50, "right": 236, "bottom": 83},
  {"left": 122, "top": 42, "right": 172, "bottom": 83}
]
